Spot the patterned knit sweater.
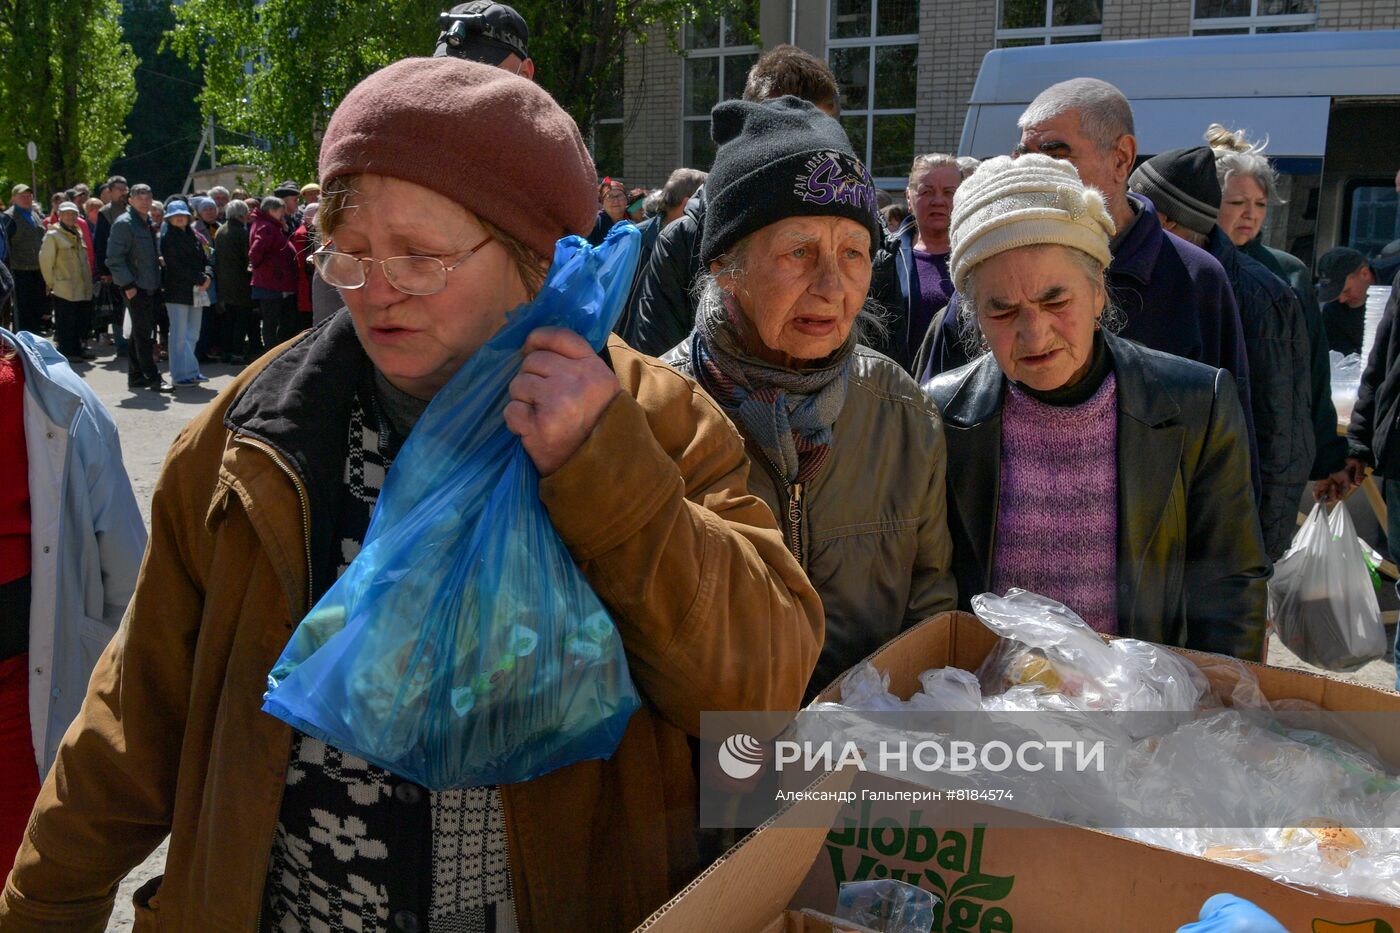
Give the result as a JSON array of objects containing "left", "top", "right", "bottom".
[
  {"left": 990, "top": 374, "right": 1119, "bottom": 634},
  {"left": 263, "top": 383, "right": 517, "bottom": 933}
]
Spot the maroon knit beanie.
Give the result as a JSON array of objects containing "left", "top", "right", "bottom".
[{"left": 319, "top": 57, "right": 597, "bottom": 259}]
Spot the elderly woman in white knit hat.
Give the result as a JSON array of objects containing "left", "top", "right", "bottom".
[{"left": 924, "top": 154, "right": 1268, "bottom": 660}]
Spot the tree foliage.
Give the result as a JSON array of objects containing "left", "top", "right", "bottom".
[
  {"left": 169, "top": 0, "right": 444, "bottom": 185},
  {"left": 170, "top": 0, "right": 740, "bottom": 185},
  {"left": 0, "top": 0, "right": 137, "bottom": 194},
  {"left": 115, "top": 0, "right": 205, "bottom": 198}
]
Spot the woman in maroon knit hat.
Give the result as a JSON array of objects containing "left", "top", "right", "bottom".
[{"left": 1, "top": 56, "right": 822, "bottom": 933}]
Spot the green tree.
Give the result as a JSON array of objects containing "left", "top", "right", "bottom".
[
  {"left": 0, "top": 0, "right": 136, "bottom": 195},
  {"left": 114, "top": 0, "right": 205, "bottom": 198},
  {"left": 169, "top": 0, "right": 745, "bottom": 184}
]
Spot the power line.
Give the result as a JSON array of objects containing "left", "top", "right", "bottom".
[
  {"left": 110, "top": 133, "right": 202, "bottom": 164},
  {"left": 135, "top": 65, "right": 205, "bottom": 90}
]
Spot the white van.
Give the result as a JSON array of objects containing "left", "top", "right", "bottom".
[{"left": 958, "top": 30, "right": 1400, "bottom": 267}]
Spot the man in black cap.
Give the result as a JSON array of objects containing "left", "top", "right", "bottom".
[
  {"left": 1316, "top": 246, "right": 1400, "bottom": 356},
  {"left": 1130, "top": 146, "right": 1316, "bottom": 559},
  {"left": 433, "top": 1, "right": 534, "bottom": 80}
]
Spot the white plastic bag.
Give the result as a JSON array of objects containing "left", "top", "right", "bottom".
[{"left": 1268, "top": 503, "right": 1385, "bottom": 671}]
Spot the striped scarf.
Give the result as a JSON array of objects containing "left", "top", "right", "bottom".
[{"left": 691, "top": 291, "right": 853, "bottom": 484}]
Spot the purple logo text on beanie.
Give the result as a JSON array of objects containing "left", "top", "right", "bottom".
[{"left": 794, "top": 151, "right": 877, "bottom": 217}]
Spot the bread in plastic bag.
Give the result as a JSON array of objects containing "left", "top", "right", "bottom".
[
  {"left": 1268, "top": 502, "right": 1386, "bottom": 671},
  {"left": 262, "top": 225, "right": 643, "bottom": 789},
  {"left": 972, "top": 589, "right": 1209, "bottom": 714}
]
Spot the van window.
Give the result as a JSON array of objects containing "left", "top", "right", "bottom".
[{"left": 1346, "top": 181, "right": 1400, "bottom": 258}]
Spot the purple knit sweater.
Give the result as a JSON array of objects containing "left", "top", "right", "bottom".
[{"left": 991, "top": 374, "right": 1119, "bottom": 634}]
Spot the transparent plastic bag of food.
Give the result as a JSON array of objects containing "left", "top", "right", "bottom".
[
  {"left": 971, "top": 589, "right": 1208, "bottom": 713},
  {"left": 1269, "top": 503, "right": 1386, "bottom": 671},
  {"left": 262, "top": 225, "right": 643, "bottom": 789},
  {"left": 836, "top": 879, "right": 938, "bottom": 933}
]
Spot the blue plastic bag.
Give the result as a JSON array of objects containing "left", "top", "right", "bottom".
[{"left": 262, "top": 224, "right": 643, "bottom": 789}]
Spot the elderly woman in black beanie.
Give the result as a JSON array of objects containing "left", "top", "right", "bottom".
[
  {"left": 0, "top": 58, "right": 823, "bottom": 933},
  {"left": 663, "top": 96, "right": 958, "bottom": 695}
]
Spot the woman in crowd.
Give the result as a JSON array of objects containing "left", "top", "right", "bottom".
[
  {"left": 143, "top": 200, "right": 170, "bottom": 360},
  {"left": 0, "top": 57, "right": 822, "bottom": 932},
  {"left": 0, "top": 326, "right": 144, "bottom": 874},
  {"left": 213, "top": 198, "right": 257, "bottom": 363},
  {"left": 1205, "top": 123, "right": 1352, "bottom": 504},
  {"left": 37, "top": 202, "right": 94, "bottom": 362},
  {"left": 156, "top": 201, "right": 212, "bottom": 386},
  {"left": 877, "top": 153, "right": 962, "bottom": 373},
  {"left": 924, "top": 154, "right": 1268, "bottom": 660},
  {"left": 248, "top": 195, "right": 300, "bottom": 349},
  {"left": 663, "top": 97, "right": 956, "bottom": 694},
  {"left": 291, "top": 202, "right": 318, "bottom": 321}
]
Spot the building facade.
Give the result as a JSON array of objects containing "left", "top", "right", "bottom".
[{"left": 601, "top": 0, "right": 1400, "bottom": 190}]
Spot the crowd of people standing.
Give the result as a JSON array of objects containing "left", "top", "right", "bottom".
[{"left": 0, "top": 176, "right": 322, "bottom": 392}]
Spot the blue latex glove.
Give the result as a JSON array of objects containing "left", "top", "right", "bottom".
[{"left": 1176, "top": 894, "right": 1289, "bottom": 933}]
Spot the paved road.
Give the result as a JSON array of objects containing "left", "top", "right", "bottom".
[{"left": 47, "top": 338, "right": 1394, "bottom": 928}]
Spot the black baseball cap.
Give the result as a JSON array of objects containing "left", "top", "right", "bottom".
[
  {"left": 434, "top": 2, "right": 529, "bottom": 65},
  {"left": 1316, "top": 247, "right": 1368, "bottom": 304}
]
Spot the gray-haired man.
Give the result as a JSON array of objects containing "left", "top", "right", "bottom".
[{"left": 922, "top": 79, "right": 1256, "bottom": 490}]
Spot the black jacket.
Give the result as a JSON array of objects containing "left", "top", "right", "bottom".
[
  {"left": 158, "top": 224, "right": 211, "bottom": 306},
  {"left": 615, "top": 215, "right": 664, "bottom": 338},
  {"left": 924, "top": 332, "right": 1269, "bottom": 661},
  {"left": 1243, "top": 239, "right": 1347, "bottom": 479},
  {"left": 213, "top": 219, "right": 252, "bottom": 309},
  {"left": 866, "top": 218, "right": 933, "bottom": 374},
  {"left": 625, "top": 186, "right": 706, "bottom": 356},
  {"left": 1347, "top": 269, "right": 1400, "bottom": 478},
  {"left": 1206, "top": 228, "right": 1313, "bottom": 559}
]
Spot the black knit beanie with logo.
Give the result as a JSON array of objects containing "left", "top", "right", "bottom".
[{"left": 698, "top": 96, "right": 883, "bottom": 266}]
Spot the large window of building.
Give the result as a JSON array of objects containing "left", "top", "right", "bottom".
[
  {"left": 827, "top": 0, "right": 919, "bottom": 187},
  {"left": 995, "top": 0, "right": 1102, "bottom": 48},
  {"left": 593, "top": 72, "right": 625, "bottom": 179},
  {"left": 1191, "top": 0, "right": 1317, "bottom": 35},
  {"left": 681, "top": 5, "right": 760, "bottom": 171}
]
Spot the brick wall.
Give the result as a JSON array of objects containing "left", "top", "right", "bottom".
[
  {"left": 917, "top": 0, "right": 996, "bottom": 154},
  {"left": 622, "top": 21, "right": 684, "bottom": 190},
  {"left": 1103, "top": 0, "right": 1191, "bottom": 39},
  {"left": 1318, "top": 0, "right": 1400, "bottom": 30}
]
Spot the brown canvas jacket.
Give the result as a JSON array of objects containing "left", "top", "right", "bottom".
[{"left": 0, "top": 314, "right": 824, "bottom": 932}]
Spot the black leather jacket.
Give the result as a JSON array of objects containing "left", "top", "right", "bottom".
[
  {"left": 625, "top": 187, "right": 707, "bottom": 357},
  {"left": 924, "top": 332, "right": 1269, "bottom": 660}
]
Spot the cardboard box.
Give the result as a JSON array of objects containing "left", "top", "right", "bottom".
[{"left": 638, "top": 613, "right": 1400, "bottom": 932}]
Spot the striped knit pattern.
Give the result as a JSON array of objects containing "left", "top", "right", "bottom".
[
  {"left": 991, "top": 374, "right": 1120, "bottom": 634},
  {"left": 698, "top": 358, "right": 833, "bottom": 483}
]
